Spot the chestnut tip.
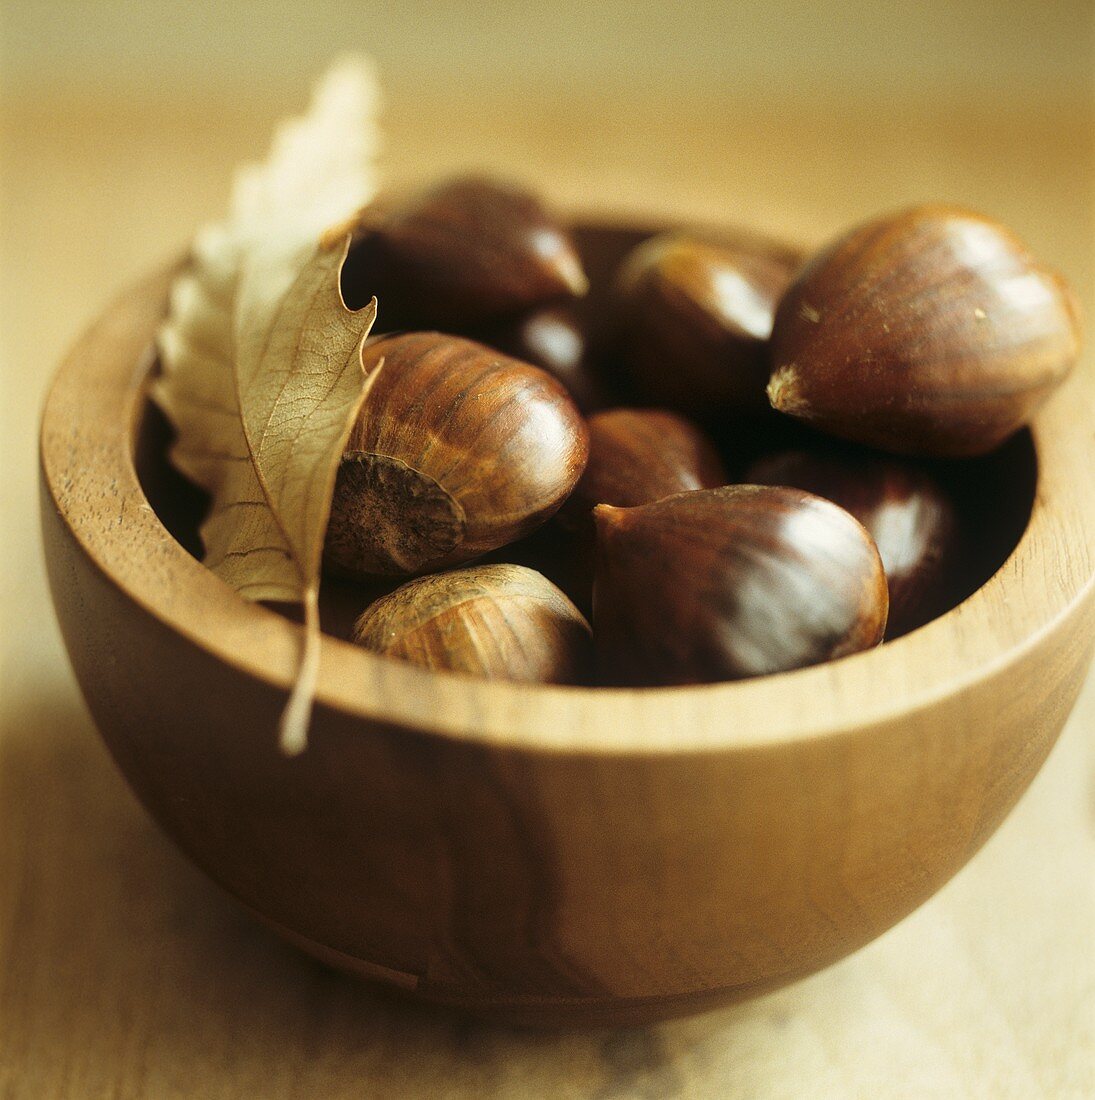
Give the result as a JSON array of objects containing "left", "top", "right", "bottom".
[
  {"left": 766, "top": 365, "right": 805, "bottom": 415},
  {"left": 554, "top": 244, "right": 591, "bottom": 298},
  {"left": 592, "top": 502, "right": 627, "bottom": 530}
]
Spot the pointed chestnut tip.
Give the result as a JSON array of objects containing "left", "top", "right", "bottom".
[
  {"left": 553, "top": 243, "right": 590, "bottom": 298},
  {"left": 767, "top": 364, "right": 805, "bottom": 415},
  {"left": 527, "top": 222, "right": 588, "bottom": 298},
  {"left": 592, "top": 502, "right": 627, "bottom": 532}
]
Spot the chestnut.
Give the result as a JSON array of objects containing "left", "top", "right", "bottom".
[
  {"left": 474, "top": 303, "right": 611, "bottom": 414},
  {"left": 746, "top": 449, "right": 958, "bottom": 637},
  {"left": 351, "top": 564, "right": 592, "bottom": 684},
  {"left": 530, "top": 408, "right": 729, "bottom": 615},
  {"left": 342, "top": 175, "right": 588, "bottom": 327},
  {"left": 562, "top": 408, "right": 728, "bottom": 529},
  {"left": 593, "top": 486, "right": 888, "bottom": 686},
  {"left": 768, "top": 205, "right": 1082, "bottom": 457},
  {"left": 610, "top": 233, "right": 801, "bottom": 419},
  {"left": 324, "top": 333, "right": 589, "bottom": 578}
]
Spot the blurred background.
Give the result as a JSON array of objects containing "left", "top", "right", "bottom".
[
  {"left": 3, "top": 1, "right": 1093, "bottom": 247},
  {"left": 2, "top": 2, "right": 1093, "bottom": 1096},
  {"left": 7, "top": 0, "right": 1089, "bottom": 99}
]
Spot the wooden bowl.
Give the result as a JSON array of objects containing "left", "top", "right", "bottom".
[{"left": 40, "top": 224, "right": 1095, "bottom": 1027}]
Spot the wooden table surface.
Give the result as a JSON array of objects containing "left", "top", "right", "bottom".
[{"left": 2, "top": 84, "right": 1093, "bottom": 1098}]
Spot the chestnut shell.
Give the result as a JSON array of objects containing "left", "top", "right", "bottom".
[
  {"left": 611, "top": 234, "right": 801, "bottom": 419},
  {"left": 473, "top": 303, "right": 612, "bottom": 414},
  {"left": 746, "top": 448, "right": 958, "bottom": 638},
  {"left": 593, "top": 485, "right": 888, "bottom": 686},
  {"left": 768, "top": 205, "right": 1081, "bottom": 457},
  {"left": 351, "top": 563, "right": 592, "bottom": 684},
  {"left": 562, "top": 408, "right": 728, "bottom": 529},
  {"left": 342, "top": 175, "right": 588, "bottom": 327},
  {"left": 324, "top": 333, "right": 589, "bottom": 578}
]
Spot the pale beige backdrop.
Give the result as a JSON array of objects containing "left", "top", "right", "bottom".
[{"left": 2, "top": 2, "right": 1094, "bottom": 1097}]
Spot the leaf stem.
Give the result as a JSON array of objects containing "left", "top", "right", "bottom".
[{"left": 279, "top": 586, "right": 321, "bottom": 756}]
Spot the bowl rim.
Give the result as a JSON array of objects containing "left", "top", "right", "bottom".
[{"left": 40, "top": 253, "right": 1095, "bottom": 757}]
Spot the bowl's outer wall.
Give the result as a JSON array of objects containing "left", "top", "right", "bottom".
[
  {"left": 40, "top": 266, "right": 1095, "bottom": 1026},
  {"left": 40, "top": 496, "right": 1095, "bottom": 1022}
]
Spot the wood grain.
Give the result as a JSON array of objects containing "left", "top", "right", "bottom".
[{"left": 4, "top": 87, "right": 1095, "bottom": 1095}]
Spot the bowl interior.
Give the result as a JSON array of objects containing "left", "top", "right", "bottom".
[{"left": 134, "top": 222, "right": 1038, "bottom": 650}]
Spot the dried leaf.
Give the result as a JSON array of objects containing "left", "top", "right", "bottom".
[
  {"left": 233, "top": 240, "right": 378, "bottom": 753},
  {"left": 152, "top": 57, "right": 382, "bottom": 753}
]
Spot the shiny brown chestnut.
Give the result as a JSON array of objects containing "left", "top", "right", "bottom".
[
  {"left": 351, "top": 564, "right": 592, "bottom": 684},
  {"left": 324, "top": 333, "right": 589, "bottom": 578},
  {"left": 611, "top": 233, "right": 801, "bottom": 419},
  {"left": 474, "top": 303, "right": 611, "bottom": 414},
  {"left": 768, "top": 205, "right": 1082, "bottom": 457},
  {"left": 562, "top": 408, "right": 728, "bottom": 529},
  {"left": 746, "top": 449, "right": 958, "bottom": 637},
  {"left": 342, "top": 175, "right": 588, "bottom": 326},
  {"left": 593, "top": 485, "right": 888, "bottom": 686},
  {"left": 518, "top": 408, "right": 729, "bottom": 615}
]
